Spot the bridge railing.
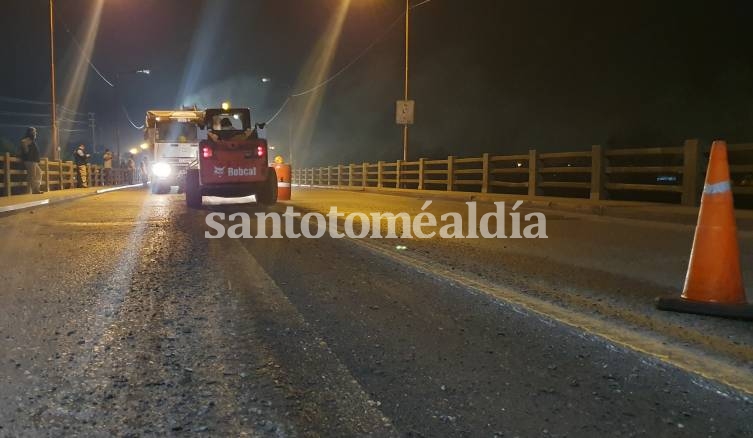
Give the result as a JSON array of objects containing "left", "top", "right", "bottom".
[
  {"left": 292, "top": 139, "right": 753, "bottom": 207},
  {"left": 1, "top": 153, "right": 130, "bottom": 197}
]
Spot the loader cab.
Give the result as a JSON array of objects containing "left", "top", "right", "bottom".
[{"left": 204, "top": 108, "right": 252, "bottom": 141}]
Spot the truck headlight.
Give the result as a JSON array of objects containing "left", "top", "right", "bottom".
[{"left": 152, "top": 162, "right": 172, "bottom": 178}]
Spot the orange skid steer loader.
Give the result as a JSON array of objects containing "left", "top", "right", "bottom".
[{"left": 185, "top": 107, "right": 277, "bottom": 208}]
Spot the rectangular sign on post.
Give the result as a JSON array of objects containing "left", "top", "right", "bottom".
[{"left": 396, "top": 100, "right": 415, "bottom": 125}]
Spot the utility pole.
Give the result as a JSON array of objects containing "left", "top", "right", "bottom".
[
  {"left": 403, "top": 0, "right": 410, "bottom": 162},
  {"left": 88, "top": 113, "right": 96, "bottom": 153},
  {"left": 49, "top": 0, "right": 59, "bottom": 160}
]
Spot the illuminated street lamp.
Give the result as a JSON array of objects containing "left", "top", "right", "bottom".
[
  {"left": 129, "top": 147, "right": 139, "bottom": 155},
  {"left": 221, "top": 101, "right": 231, "bottom": 111},
  {"left": 140, "top": 142, "right": 149, "bottom": 150}
]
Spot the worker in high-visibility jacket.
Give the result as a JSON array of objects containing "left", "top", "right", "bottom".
[{"left": 74, "top": 144, "right": 91, "bottom": 188}]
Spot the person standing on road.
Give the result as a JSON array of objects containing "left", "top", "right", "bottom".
[
  {"left": 74, "top": 144, "right": 91, "bottom": 188},
  {"left": 139, "top": 157, "right": 148, "bottom": 185},
  {"left": 19, "top": 127, "right": 43, "bottom": 194},
  {"left": 126, "top": 155, "right": 136, "bottom": 185},
  {"left": 102, "top": 148, "right": 113, "bottom": 185}
]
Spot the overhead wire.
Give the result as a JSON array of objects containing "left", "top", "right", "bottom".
[
  {"left": 59, "top": 15, "right": 115, "bottom": 88},
  {"left": 122, "top": 105, "right": 144, "bottom": 130},
  {"left": 265, "top": 0, "right": 433, "bottom": 125},
  {"left": 0, "top": 96, "right": 89, "bottom": 117}
]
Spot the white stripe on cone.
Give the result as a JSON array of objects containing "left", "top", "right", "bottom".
[{"left": 704, "top": 180, "right": 731, "bottom": 195}]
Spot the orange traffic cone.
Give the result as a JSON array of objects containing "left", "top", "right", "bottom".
[{"left": 656, "top": 140, "right": 753, "bottom": 319}]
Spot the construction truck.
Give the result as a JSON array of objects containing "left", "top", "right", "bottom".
[
  {"left": 184, "top": 106, "right": 277, "bottom": 208},
  {"left": 144, "top": 109, "right": 204, "bottom": 194}
]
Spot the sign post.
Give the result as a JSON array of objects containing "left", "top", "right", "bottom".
[{"left": 396, "top": 99, "right": 415, "bottom": 162}]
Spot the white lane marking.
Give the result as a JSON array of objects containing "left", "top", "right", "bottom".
[
  {"left": 0, "top": 198, "right": 50, "bottom": 213},
  {"left": 0, "top": 185, "right": 145, "bottom": 213},
  {"left": 96, "top": 183, "right": 146, "bottom": 194}
]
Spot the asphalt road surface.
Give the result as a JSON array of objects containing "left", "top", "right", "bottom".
[{"left": 0, "top": 188, "right": 751, "bottom": 437}]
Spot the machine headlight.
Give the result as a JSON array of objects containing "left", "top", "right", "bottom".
[{"left": 152, "top": 162, "right": 172, "bottom": 178}]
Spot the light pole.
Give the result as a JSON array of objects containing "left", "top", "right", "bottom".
[
  {"left": 49, "top": 0, "right": 59, "bottom": 161},
  {"left": 402, "top": 0, "right": 410, "bottom": 162}
]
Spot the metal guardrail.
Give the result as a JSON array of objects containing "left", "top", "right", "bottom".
[
  {"left": 0, "top": 152, "right": 131, "bottom": 196},
  {"left": 292, "top": 139, "right": 753, "bottom": 206}
]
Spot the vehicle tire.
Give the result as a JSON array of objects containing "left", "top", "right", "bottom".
[
  {"left": 185, "top": 170, "right": 202, "bottom": 208},
  {"left": 257, "top": 168, "right": 278, "bottom": 206}
]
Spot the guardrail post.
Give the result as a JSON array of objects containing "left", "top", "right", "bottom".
[
  {"left": 590, "top": 144, "right": 606, "bottom": 200},
  {"left": 43, "top": 159, "right": 50, "bottom": 192},
  {"left": 4, "top": 152, "right": 11, "bottom": 197},
  {"left": 362, "top": 162, "right": 368, "bottom": 186},
  {"left": 58, "top": 160, "right": 63, "bottom": 190},
  {"left": 336, "top": 164, "right": 343, "bottom": 187},
  {"left": 447, "top": 155, "right": 455, "bottom": 191},
  {"left": 682, "top": 139, "right": 700, "bottom": 206},
  {"left": 481, "top": 153, "right": 490, "bottom": 193},
  {"left": 528, "top": 149, "right": 541, "bottom": 196},
  {"left": 418, "top": 158, "right": 425, "bottom": 190},
  {"left": 377, "top": 161, "right": 384, "bottom": 188},
  {"left": 326, "top": 166, "right": 331, "bottom": 186},
  {"left": 395, "top": 159, "right": 402, "bottom": 188},
  {"left": 69, "top": 161, "right": 75, "bottom": 189},
  {"left": 349, "top": 163, "right": 355, "bottom": 187}
]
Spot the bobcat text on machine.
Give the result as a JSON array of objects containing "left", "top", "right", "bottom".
[
  {"left": 144, "top": 109, "right": 203, "bottom": 194},
  {"left": 184, "top": 106, "right": 277, "bottom": 208}
]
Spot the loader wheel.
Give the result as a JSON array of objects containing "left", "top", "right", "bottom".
[
  {"left": 257, "top": 168, "right": 278, "bottom": 206},
  {"left": 185, "top": 170, "right": 202, "bottom": 208}
]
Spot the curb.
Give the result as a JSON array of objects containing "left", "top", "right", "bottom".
[{"left": 0, "top": 184, "right": 146, "bottom": 215}]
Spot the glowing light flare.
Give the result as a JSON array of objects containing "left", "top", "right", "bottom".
[
  {"left": 291, "top": 0, "right": 352, "bottom": 164},
  {"left": 58, "top": 0, "right": 105, "bottom": 153}
]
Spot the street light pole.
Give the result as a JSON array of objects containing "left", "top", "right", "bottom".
[
  {"left": 49, "top": 0, "right": 59, "bottom": 161},
  {"left": 402, "top": 0, "right": 410, "bottom": 162}
]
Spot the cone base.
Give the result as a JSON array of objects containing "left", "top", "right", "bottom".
[{"left": 656, "top": 296, "right": 753, "bottom": 320}]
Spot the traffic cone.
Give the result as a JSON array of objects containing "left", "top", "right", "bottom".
[{"left": 656, "top": 140, "right": 753, "bottom": 319}]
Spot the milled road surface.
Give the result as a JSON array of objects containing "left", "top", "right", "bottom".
[{"left": 0, "top": 188, "right": 751, "bottom": 436}]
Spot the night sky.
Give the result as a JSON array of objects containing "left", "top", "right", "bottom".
[{"left": 0, "top": 0, "right": 752, "bottom": 165}]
